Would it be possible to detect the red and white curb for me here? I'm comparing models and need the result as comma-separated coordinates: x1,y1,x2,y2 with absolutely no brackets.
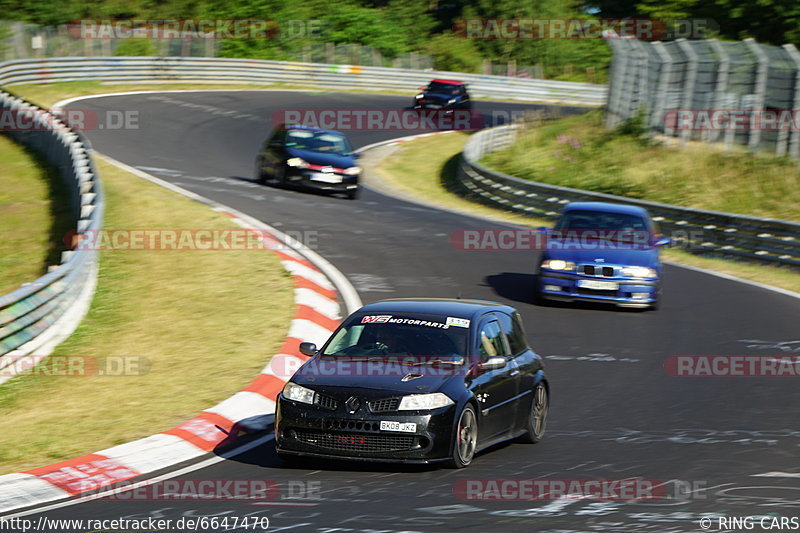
0,154,361,514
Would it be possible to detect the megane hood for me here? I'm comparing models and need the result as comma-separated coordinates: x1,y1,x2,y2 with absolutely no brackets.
290,357,464,394
286,147,356,169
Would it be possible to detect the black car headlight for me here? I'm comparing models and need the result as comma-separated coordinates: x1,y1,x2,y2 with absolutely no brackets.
621,266,657,278
415,94,424,99
282,382,315,405
398,393,454,411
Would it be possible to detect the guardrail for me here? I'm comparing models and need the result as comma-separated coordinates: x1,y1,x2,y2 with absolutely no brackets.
457,124,800,268
0,83,103,373
0,56,607,106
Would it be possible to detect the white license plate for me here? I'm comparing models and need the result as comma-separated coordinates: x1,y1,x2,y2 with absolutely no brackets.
577,279,618,290
380,421,417,433
426,104,442,109
310,173,342,183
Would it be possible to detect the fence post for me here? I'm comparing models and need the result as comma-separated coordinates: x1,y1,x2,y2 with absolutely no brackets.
676,39,698,147
744,38,768,153
782,43,800,159
708,39,730,145
650,41,673,137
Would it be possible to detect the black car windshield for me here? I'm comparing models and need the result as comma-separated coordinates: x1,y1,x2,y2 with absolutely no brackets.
285,130,351,155
426,82,460,95
554,210,649,234
322,313,469,360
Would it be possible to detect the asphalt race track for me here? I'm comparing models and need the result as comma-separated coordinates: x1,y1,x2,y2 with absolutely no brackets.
19,91,800,532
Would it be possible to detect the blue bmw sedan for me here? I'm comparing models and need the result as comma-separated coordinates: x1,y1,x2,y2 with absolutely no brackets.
535,202,670,310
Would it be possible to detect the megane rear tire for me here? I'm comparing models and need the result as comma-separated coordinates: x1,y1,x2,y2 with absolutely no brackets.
519,382,548,444
449,404,478,468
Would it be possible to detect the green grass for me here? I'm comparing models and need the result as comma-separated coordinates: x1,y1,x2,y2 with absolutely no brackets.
483,110,800,221
0,158,295,473
376,129,800,294
0,136,71,295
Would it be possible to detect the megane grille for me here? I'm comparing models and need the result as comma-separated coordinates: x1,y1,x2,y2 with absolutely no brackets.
295,430,416,452
368,398,400,412
314,393,338,410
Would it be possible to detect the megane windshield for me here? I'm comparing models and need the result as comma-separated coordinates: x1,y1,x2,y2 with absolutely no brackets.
322,313,469,360
285,130,351,155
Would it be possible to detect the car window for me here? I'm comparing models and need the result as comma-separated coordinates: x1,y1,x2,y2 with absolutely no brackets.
285,130,351,155
477,319,509,362
497,312,528,355
554,210,649,232
322,313,468,359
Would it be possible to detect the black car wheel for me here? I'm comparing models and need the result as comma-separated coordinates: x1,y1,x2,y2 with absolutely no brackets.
449,404,478,468
255,157,268,184
519,382,548,443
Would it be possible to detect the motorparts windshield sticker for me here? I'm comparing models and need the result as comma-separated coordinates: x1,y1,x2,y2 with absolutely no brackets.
446,317,471,328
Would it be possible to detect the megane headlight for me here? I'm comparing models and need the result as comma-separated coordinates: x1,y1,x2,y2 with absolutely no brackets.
540,259,576,271
282,382,315,405
621,266,658,278
344,166,361,175
398,393,454,411
287,157,309,168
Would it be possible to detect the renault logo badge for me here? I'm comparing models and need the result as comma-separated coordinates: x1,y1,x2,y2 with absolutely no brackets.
345,396,361,414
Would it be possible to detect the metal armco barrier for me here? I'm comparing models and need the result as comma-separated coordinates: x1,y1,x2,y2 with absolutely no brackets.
0,80,103,368
0,56,607,106
457,124,800,268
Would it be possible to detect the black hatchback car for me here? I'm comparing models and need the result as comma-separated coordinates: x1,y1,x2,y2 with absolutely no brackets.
255,124,361,199
413,79,472,112
275,298,549,468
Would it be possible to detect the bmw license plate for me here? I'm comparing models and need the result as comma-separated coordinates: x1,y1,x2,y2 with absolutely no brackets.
577,279,618,290
380,421,416,433
426,104,442,109
310,173,342,183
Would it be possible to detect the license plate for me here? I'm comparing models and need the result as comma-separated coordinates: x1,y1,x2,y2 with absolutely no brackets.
426,104,442,109
310,173,342,183
380,421,417,433
577,279,618,290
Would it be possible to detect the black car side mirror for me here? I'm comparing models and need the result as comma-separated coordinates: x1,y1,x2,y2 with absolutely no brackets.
481,356,507,371
269,140,282,148
299,342,318,356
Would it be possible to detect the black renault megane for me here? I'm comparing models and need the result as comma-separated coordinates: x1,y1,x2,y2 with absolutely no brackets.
275,298,549,468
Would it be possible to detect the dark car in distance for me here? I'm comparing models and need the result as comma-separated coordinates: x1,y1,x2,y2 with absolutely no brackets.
413,79,472,113
275,298,549,468
256,124,361,199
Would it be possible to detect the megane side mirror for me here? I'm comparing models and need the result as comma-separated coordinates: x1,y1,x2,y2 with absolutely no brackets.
299,342,318,356
481,356,507,371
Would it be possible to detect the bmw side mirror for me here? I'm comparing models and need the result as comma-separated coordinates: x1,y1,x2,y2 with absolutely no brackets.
481,356,507,371
654,235,671,247
350,152,362,159
299,342,318,356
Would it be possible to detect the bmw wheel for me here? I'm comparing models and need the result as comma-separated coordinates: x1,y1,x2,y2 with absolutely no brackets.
519,382,548,443
449,404,478,468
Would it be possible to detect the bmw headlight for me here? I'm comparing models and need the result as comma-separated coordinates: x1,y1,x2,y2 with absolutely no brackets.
282,382,315,405
287,157,309,168
540,259,576,271
447,98,457,104
344,166,362,176
398,393,454,411
621,266,658,278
